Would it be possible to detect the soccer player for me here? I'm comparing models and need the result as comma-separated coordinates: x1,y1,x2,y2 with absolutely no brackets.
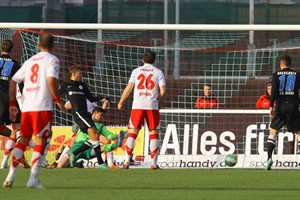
58,65,108,168
266,55,300,170
3,33,65,188
118,50,166,170
57,106,125,169
0,40,31,169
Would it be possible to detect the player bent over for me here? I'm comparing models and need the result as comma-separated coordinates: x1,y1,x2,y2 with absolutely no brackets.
57,106,126,168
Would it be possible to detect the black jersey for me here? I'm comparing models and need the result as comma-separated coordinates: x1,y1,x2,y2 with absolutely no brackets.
270,67,300,107
0,54,20,100
58,80,101,112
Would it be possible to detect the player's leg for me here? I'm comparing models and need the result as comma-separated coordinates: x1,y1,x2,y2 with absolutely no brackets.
266,128,277,170
3,112,33,188
123,110,145,169
146,110,161,170
0,101,11,138
0,136,15,169
27,111,53,189
267,111,284,170
69,112,107,167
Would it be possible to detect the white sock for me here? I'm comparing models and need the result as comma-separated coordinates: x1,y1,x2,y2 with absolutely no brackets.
107,151,114,167
150,134,160,166
57,146,70,161
0,138,15,168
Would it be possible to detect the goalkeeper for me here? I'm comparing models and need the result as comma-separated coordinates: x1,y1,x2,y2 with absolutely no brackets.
58,104,126,168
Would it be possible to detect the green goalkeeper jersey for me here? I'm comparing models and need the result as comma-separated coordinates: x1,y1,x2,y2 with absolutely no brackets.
75,121,117,142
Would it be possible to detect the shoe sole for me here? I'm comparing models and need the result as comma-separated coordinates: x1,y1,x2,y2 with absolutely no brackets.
27,185,44,189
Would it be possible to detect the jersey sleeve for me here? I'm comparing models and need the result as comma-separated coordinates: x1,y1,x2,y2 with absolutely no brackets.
158,70,166,86
128,69,137,84
270,73,278,107
11,60,20,78
46,57,60,79
12,60,26,83
83,82,101,102
58,82,66,95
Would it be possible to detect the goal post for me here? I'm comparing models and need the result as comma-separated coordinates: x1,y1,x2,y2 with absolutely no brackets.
0,24,300,168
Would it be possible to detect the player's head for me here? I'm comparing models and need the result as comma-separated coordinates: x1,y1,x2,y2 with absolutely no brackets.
266,82,272,96
142,50,156,64
38,33,54,51
203,84,212,96
1,40,13,54
280,55,291,68
69,65,83,81
92,106,106,122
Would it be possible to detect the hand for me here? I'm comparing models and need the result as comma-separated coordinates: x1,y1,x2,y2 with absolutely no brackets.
103,96,110,102
9,106,19,122
118,102,123,110
102,97,109,104
56,102,66,112
269,107,275,118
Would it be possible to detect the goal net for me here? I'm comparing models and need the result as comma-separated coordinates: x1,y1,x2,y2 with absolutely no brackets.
1,25,300,169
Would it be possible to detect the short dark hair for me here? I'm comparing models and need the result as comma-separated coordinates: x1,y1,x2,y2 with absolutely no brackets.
92,106,106,114
204,83,212,88
280,55,291,66
39,33,54,50
1,40,13,53
143,50,156,64
69,65,83,75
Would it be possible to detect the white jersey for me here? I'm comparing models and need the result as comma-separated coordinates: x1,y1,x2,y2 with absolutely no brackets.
12,52,60,112
129,64,166,110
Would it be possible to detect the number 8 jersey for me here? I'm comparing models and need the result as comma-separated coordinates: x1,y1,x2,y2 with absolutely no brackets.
129,64,166,110
12,52,60,112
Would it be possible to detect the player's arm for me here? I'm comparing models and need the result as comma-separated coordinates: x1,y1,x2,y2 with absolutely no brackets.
48,77,66,112
83,82,101,102
9,80,18,122
102,97,109,110
118,82,134,110
269,74,277,118
158,85,166,106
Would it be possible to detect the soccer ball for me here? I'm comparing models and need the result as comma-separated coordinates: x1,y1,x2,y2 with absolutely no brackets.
224,154,237,167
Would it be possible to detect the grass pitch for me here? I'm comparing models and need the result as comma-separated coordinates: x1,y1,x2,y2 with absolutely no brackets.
1,168,300,200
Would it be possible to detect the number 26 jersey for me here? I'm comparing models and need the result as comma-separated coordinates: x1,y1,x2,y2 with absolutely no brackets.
129,64,166,110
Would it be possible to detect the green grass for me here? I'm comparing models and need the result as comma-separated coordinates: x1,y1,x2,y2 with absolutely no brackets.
1,168,300,200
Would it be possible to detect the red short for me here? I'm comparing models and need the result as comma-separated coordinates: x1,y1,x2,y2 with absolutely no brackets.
128,109,160,130
20,111,53,139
